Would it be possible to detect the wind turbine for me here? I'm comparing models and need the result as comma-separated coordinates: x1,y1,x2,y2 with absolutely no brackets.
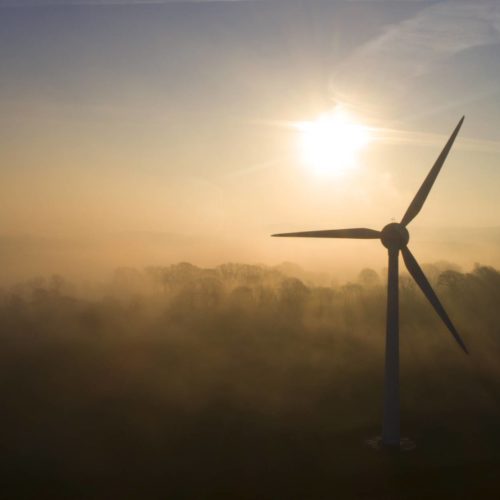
272,117,468,448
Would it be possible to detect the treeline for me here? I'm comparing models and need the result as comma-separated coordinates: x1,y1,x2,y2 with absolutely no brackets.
1,261,499,411
0,261,499,495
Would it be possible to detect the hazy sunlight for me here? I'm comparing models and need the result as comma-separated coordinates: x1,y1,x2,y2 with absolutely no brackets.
296,108,371,176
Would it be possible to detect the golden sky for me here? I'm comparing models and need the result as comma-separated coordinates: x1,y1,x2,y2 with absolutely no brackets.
1,0,499,282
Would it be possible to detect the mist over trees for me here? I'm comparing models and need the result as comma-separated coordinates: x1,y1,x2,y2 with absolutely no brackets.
1,261,500,497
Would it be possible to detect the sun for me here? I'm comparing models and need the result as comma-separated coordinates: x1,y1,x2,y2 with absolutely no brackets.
296,108,371,176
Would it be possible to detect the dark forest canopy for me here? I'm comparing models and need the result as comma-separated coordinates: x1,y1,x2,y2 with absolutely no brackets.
2,260,500,419
1,261,500,497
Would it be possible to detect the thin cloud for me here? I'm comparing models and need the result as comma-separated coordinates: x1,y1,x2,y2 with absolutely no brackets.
0,0,441,7
373,126,500,154
0,0,242,6
330,1,500,109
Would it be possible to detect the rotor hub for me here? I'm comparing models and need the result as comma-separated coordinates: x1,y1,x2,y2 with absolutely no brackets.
381,223,409,249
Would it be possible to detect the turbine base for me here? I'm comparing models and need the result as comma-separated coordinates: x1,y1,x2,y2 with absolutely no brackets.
366,436,416,452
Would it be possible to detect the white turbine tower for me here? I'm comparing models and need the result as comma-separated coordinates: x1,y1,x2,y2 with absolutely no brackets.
273,117,468,448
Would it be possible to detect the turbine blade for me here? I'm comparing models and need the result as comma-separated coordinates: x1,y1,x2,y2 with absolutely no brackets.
401,246,468,354
401,116,464,227
272,228,381,239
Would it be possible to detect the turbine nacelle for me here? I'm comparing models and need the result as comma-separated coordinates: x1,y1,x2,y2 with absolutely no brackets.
380,223,409,250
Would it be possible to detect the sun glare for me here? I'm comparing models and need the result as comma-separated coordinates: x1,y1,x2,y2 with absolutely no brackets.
297,108,371,176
